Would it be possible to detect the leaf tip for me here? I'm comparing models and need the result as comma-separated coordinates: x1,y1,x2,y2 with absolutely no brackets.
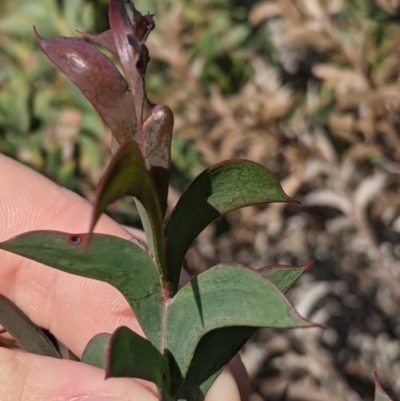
295,309,324,330
374,371,386,393
75,29,85,37
301,316,325,329
84,214,97,252
304,258,318,269
289,197,301,205
84,229,94,253
33,26,42,42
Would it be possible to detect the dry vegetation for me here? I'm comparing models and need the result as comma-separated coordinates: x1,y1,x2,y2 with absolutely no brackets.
144,1,400,399
1,0,400,400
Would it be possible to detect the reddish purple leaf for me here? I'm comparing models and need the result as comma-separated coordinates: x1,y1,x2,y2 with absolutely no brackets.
108,0,154,146
144,104,174,216
109,0,136,78
35,28,138,145
77,29,119,58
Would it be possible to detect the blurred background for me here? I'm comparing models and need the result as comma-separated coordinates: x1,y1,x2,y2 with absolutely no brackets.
1,0,400,399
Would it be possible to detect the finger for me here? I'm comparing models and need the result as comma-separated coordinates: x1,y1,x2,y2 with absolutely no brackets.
0,347,242,401
205,367,241,401
0,155,141,355
0,347,157,401
0,154,130,239
0,156,245,401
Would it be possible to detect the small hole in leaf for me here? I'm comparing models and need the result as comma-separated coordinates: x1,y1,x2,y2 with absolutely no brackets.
69,235,81,245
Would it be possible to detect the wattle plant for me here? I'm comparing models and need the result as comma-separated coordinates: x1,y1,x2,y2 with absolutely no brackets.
0,1,323,400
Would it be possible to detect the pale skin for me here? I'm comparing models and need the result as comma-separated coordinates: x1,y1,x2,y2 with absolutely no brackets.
0,155,249,401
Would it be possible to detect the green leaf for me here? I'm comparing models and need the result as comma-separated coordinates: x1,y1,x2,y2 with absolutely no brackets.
258,260,315,294
165,160,294,294
177,261,313,400
0,295,60,358
81,333,111,369
88,141,165,276
177,326,254,401
374,372,394,401
0,231,163,350
107,326,171,393
166,264,314,394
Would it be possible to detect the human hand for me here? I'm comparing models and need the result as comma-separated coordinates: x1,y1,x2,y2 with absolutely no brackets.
0,154,249,401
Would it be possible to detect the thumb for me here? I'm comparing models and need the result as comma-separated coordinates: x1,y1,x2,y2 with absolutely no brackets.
0,348,157,401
